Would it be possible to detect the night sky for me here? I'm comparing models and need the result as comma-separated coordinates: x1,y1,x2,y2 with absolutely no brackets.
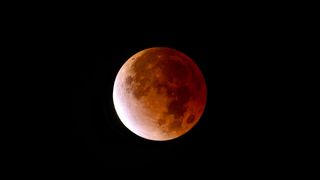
71,11,286,173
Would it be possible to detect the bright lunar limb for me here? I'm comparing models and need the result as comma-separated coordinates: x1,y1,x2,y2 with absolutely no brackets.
113,47,207,141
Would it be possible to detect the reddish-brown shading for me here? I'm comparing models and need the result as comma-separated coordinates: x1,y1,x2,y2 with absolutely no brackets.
113,47,207,141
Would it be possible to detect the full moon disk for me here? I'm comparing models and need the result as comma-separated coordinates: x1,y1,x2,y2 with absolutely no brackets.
113,47,207,141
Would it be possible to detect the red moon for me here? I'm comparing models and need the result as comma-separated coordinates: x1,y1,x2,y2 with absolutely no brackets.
113,47,207,141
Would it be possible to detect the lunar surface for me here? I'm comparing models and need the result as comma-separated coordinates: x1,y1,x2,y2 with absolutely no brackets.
113,47,207,141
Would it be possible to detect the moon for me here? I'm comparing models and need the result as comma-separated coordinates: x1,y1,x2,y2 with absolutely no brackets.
113,47,207,141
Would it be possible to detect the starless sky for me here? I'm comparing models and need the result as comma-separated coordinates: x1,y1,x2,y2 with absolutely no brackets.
71,14,281,172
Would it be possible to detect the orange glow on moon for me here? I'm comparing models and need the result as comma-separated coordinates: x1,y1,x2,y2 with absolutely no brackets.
113,47,207,141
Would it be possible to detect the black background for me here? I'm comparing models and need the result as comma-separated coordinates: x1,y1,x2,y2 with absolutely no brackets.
70,6,290,174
